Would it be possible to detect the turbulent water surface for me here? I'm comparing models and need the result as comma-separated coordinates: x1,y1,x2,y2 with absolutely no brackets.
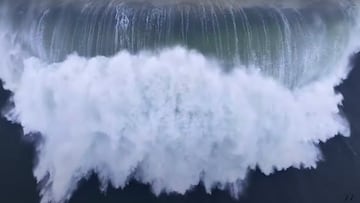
0,0,359,202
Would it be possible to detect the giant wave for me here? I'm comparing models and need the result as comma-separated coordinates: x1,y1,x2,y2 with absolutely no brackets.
0,0,359,202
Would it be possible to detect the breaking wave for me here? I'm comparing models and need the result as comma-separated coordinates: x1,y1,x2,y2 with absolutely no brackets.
0,0,359,202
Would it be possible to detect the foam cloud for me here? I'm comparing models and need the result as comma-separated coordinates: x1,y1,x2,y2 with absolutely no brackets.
0,47,349,202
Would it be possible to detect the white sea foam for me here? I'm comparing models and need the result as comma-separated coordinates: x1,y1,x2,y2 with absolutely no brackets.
0,45,351,202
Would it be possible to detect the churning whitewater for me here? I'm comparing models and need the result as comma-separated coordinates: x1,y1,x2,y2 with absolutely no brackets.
0,0,359,202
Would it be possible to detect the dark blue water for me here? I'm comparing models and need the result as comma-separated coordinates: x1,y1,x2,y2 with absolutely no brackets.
0,53,360,203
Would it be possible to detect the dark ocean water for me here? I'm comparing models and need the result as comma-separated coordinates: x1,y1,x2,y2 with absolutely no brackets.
0,53,360,203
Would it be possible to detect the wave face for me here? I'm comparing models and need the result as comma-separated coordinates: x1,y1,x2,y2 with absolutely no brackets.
3,0,356,86
0,0,359,203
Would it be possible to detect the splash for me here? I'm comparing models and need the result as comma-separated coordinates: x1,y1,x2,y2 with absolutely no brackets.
0,45,351,202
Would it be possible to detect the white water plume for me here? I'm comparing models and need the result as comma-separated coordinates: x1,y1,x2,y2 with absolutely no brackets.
0,45,352,202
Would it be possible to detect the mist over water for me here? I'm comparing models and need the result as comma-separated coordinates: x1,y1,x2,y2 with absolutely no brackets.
0,0,359,202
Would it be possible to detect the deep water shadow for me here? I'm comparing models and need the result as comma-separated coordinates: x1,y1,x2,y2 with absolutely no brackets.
0,81,40,203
